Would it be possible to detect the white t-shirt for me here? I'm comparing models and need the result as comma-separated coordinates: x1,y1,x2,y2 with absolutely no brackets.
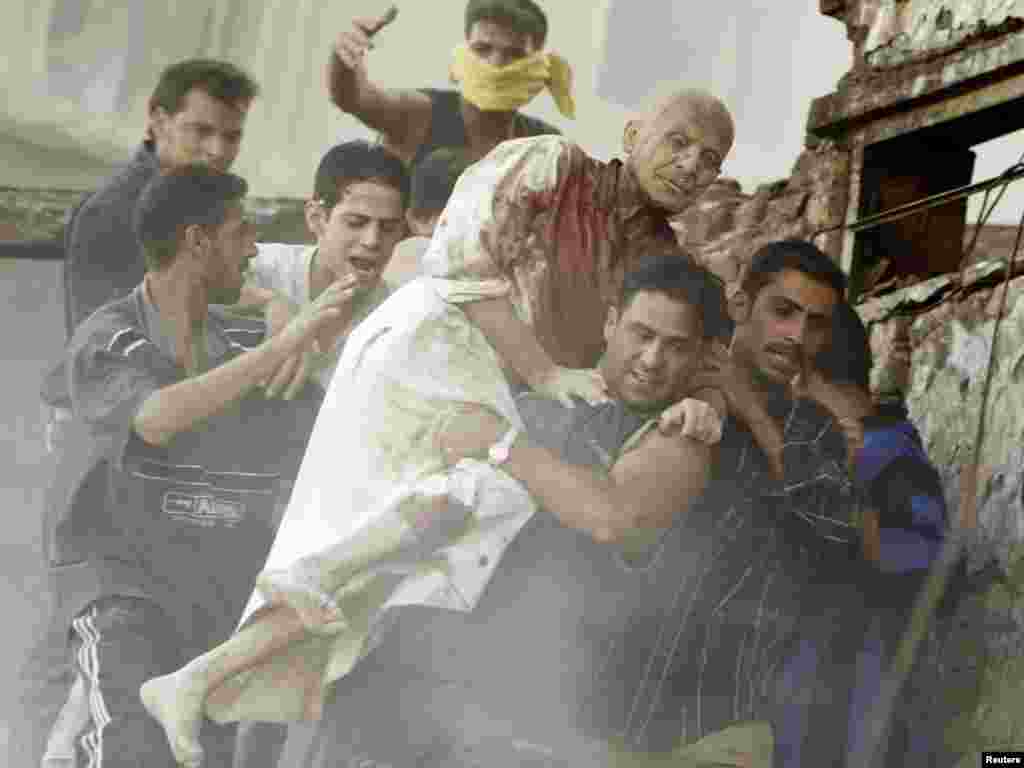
248,243,391,391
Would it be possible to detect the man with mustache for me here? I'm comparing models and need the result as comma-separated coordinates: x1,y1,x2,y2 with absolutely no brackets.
328,0,566,167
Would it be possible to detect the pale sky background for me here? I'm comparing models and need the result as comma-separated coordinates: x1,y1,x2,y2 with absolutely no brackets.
3,0,853,194
2,0,1023,221
968,131,1024,225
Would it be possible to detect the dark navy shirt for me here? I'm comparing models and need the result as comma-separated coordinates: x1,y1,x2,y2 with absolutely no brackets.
63,142,159,337
411,89,560,168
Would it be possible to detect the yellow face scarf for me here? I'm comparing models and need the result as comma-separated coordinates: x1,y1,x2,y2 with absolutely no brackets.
450,43,575,119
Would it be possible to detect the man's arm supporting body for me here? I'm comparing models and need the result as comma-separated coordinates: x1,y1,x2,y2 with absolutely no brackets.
511,426,713,543
441,407,714,544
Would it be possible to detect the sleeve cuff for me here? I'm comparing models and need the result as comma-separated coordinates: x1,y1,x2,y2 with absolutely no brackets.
427,277,511,304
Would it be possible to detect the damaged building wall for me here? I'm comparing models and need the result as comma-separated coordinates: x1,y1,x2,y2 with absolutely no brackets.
823,0,1024,67
671,139,852,282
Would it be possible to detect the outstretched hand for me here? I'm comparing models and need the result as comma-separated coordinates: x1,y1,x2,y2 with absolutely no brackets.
688,341,761,422
272,274,360,360
333,4,399,70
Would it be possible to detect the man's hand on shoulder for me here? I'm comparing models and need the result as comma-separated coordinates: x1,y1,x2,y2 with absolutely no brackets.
690,342,762,425
658,397,723,445
790,363,873,423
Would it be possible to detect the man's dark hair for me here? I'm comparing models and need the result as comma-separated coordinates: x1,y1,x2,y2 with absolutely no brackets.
149,59,259,115
465,0,548,48
816,302,872,391
742,239,847,302
134,165,248,271
620,254,732,340
313,141,411,211
409,148,474,217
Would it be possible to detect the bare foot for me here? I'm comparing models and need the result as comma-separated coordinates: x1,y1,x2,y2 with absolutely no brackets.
139,667,206,768
256,568,346,630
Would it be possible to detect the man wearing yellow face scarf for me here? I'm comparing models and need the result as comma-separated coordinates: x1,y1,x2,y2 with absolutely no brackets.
327,0,568,168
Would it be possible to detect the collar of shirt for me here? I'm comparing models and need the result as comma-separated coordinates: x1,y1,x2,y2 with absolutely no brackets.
135,281,231,367
135,140,160,172
609,158,647,218
597,157,676,248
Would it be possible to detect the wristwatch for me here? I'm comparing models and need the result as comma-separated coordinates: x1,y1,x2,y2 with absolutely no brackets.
488,426,520,467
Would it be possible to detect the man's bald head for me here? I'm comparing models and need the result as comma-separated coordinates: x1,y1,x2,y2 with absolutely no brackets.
623,89,735,215
641,89,735,152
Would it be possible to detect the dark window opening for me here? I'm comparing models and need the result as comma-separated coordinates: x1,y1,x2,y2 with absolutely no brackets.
852,136,975,301
850,94,1024,302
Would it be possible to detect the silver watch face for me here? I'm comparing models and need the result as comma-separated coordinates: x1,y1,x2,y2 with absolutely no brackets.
488,441,507,465
488,428,515,465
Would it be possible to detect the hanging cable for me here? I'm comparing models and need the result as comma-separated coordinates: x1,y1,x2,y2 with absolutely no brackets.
810,163,1024,241
958,147,1024,278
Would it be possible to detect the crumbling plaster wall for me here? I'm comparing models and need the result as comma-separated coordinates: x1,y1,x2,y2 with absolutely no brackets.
671,140,852,286
823,0,1024,67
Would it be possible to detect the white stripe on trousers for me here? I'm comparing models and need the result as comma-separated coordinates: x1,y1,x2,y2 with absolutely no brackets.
71,608,113,768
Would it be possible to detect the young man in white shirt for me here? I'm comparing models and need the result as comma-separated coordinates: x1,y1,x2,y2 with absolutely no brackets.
243,141,410,394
